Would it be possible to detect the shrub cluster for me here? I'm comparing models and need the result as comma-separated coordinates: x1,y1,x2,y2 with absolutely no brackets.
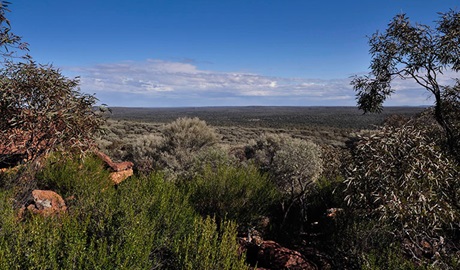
244,134,324,234
0,154,248,269
188,162,279,226
345,122,460,267
97,117,222,178
248,134,323,198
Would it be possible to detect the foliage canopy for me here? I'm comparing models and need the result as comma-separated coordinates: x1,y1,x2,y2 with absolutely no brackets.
0,3,104,167
345,122,460,266
351,10,460,157
0,62,104,166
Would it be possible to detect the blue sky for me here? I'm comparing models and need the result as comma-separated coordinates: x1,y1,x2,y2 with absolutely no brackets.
7,0,460,107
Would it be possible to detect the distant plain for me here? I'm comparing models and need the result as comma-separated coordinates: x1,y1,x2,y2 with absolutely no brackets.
108,106,425,129
102,106,426,148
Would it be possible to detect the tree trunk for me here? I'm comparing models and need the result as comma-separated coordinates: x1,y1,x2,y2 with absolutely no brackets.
434,92,458,160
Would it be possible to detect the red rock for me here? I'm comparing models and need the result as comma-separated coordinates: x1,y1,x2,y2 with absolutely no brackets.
258,241,316,270
241,238,317,270
95,150,133,172
94,150,134,184
19,190,67,218
111,161,134,172
110,168,133,184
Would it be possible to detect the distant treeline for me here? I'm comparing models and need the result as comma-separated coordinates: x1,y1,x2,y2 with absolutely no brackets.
104,106,427,130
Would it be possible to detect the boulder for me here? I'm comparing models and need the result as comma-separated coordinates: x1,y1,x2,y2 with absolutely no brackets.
95,150,134,184
110,168,134,185
241,238,317,270
19,190,67,218
95,150,133,172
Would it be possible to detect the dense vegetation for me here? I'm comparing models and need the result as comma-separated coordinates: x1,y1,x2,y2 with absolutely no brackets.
92,110,459,269
0,155,248,269
1,3,459,269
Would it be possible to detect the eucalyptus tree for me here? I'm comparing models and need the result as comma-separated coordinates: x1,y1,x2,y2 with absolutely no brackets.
351,10,460,156
0,2,105,167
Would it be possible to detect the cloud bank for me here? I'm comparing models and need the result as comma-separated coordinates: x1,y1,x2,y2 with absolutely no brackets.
70,59,450,107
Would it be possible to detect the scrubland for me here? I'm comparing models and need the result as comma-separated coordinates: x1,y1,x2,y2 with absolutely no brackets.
1,106,459,269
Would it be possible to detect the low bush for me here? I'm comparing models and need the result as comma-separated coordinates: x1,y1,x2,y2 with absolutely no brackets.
96,117,223,177
246,134,323,231
162,117,219,151
122,133,164,173
158,117,221,178
188,162,280,226
0,154,249,269
174,217,250,270
248,134,323,198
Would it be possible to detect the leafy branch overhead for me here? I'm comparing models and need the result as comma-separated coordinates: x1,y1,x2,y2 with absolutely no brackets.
0,1,29,60
352,10,460,112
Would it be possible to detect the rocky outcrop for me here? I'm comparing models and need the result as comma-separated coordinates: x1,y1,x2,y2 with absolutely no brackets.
19,190,67,218
95,150,134,184
240,238,317,270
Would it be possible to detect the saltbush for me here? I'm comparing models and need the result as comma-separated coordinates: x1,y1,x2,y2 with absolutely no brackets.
122,133,164,173
243,134,324,235
162,117,219,151
158,117,221,178
248,134,323,197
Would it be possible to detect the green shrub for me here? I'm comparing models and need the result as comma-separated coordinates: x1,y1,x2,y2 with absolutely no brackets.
184,146,239,181
174,217,249,270
158,117,221,178
36,152,112,200
123,133,164,173
188,162,279,226
245,134,323,231
362,246,425,270
0,154,249,269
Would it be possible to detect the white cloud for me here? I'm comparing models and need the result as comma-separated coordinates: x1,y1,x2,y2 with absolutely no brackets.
69,59,456,107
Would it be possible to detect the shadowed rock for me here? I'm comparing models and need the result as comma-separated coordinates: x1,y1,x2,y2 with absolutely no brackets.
240,238,317,270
